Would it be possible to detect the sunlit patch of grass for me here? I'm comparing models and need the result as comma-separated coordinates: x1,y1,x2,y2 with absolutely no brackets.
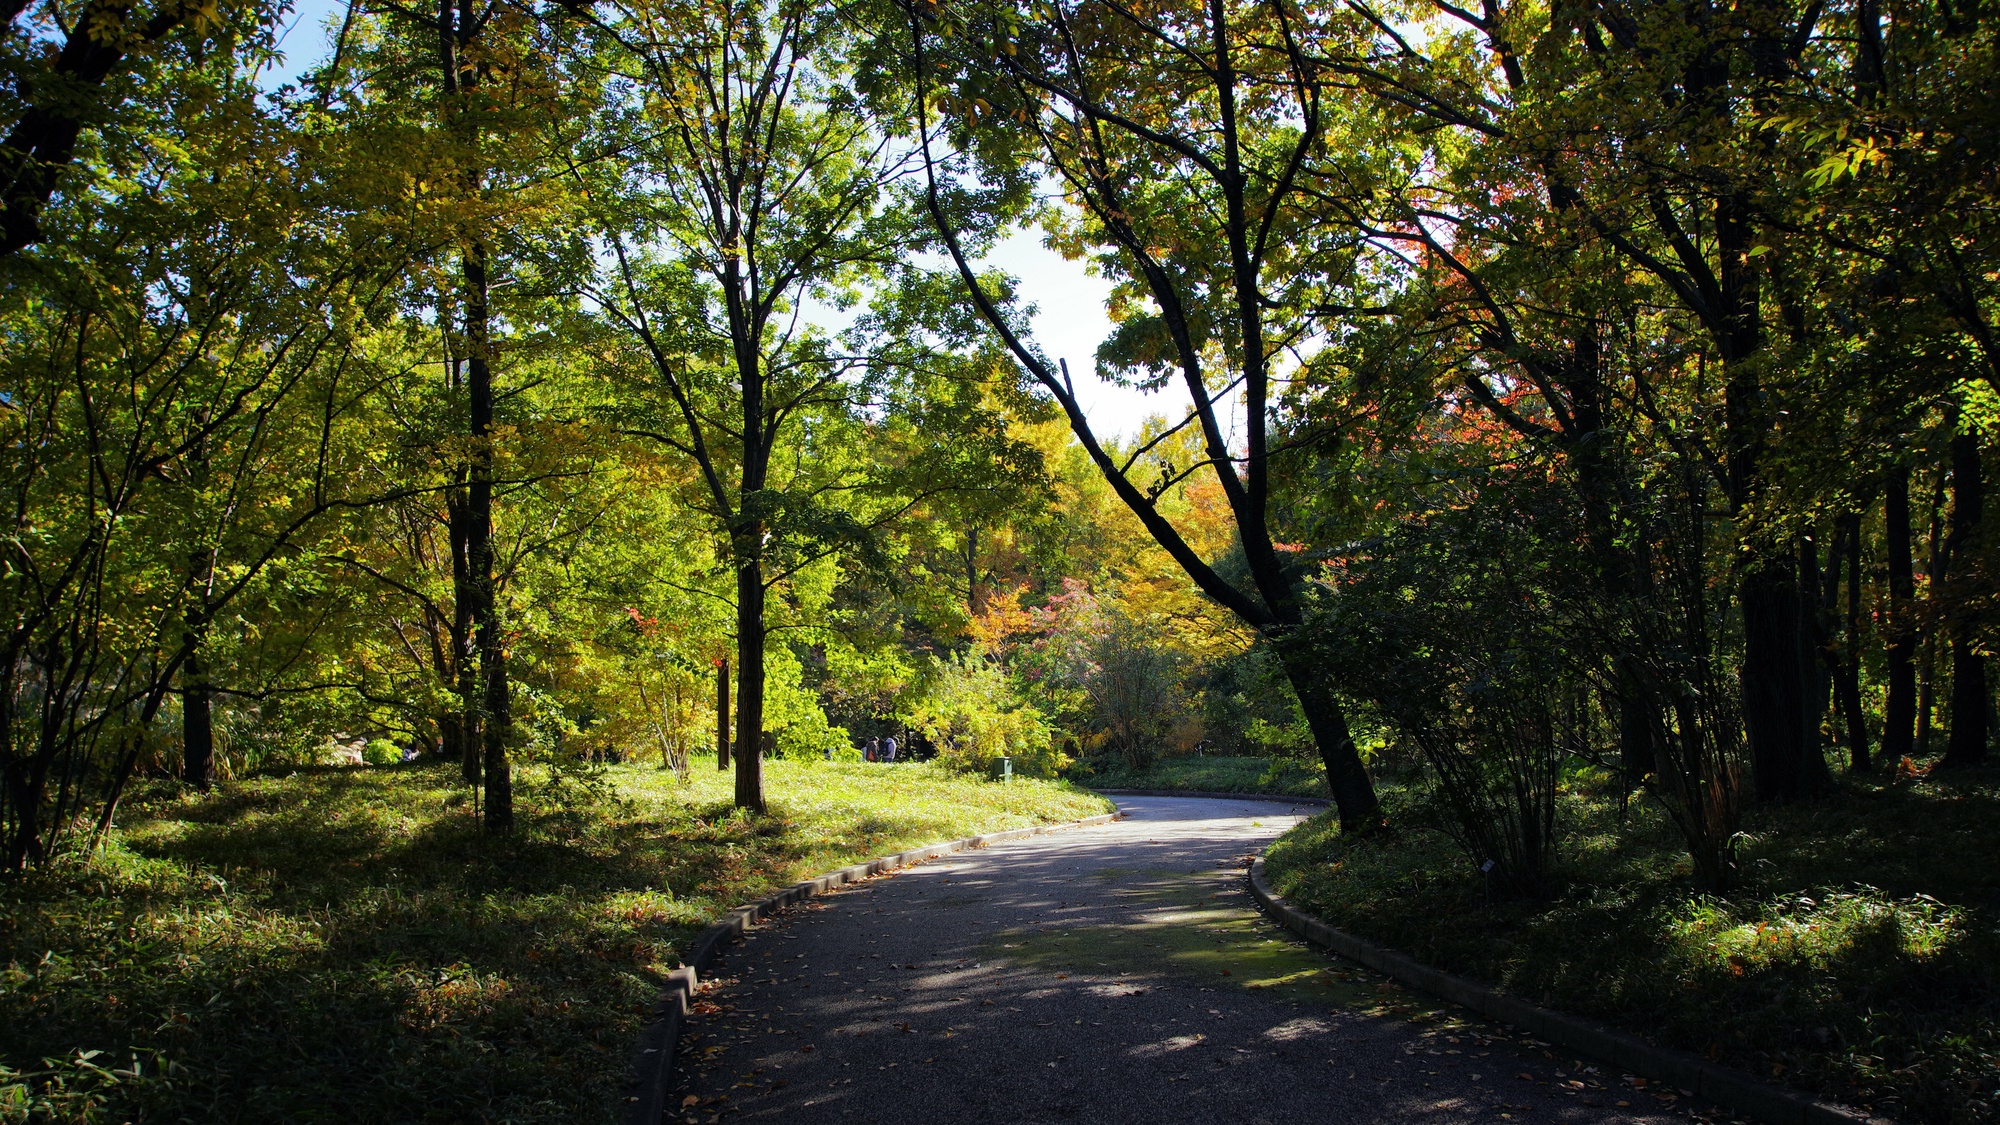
1080,754,1328,797
0,759,1109,1124
1262,765,2000,1124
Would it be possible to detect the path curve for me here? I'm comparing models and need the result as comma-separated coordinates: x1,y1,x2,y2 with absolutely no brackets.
665,796,1716,1125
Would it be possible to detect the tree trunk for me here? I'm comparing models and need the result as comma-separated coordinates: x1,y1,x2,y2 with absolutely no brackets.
1270,634,1380,830
1718,189,1816,803
1797,534,1836,791
734,548,766,813
716,657,731,770
449,489,481,786
1834,511,1870,771
1739,555,1819,802
1943,433,1988,767
1918,471,1947,754
181,644,214,791
1882,466,1917,762
464,237,511,832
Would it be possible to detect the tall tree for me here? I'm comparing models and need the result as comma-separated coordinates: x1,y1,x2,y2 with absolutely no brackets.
586,0,1021,809
906,0,1387,830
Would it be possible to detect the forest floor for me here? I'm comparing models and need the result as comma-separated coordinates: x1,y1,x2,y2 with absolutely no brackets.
0,759,1109,1124
1262,762,2000,1125
1079,754,1329,797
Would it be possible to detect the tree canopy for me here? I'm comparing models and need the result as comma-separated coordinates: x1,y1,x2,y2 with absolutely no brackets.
0,0,1994,899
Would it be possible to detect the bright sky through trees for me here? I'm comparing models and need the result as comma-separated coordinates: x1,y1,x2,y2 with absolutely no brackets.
261,0,1181,441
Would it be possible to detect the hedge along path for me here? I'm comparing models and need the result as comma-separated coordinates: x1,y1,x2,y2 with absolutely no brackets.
1246,860,1888,1125
646,794,1720,1125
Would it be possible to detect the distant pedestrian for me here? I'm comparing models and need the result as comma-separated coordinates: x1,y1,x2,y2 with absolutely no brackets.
881,734,898,763
865,737,879,762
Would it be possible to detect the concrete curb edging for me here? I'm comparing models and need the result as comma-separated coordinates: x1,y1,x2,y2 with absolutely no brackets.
1246,858,1887,1125
1091,787,1331,805
625,810,1124,1125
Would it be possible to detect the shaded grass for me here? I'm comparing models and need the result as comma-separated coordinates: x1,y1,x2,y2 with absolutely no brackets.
1262,765,2000,1125
1080,754,1328,798
0,760,1110,1124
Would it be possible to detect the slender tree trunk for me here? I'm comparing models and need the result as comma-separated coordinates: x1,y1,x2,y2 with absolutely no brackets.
1883,466,1917,762
1834,511,1870,771
1943,433,1988,767
1918,473,1947,754
449,491,481,785
440,0,509,831
1798,533,1836,791
465,238,511,832
964,523,980,617
734,546,766,813
716,658,731,770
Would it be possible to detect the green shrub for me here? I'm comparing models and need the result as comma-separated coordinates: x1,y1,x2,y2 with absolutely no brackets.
904,649,1066,777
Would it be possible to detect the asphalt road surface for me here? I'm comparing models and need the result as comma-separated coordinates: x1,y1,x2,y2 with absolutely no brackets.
665,795,1728,1125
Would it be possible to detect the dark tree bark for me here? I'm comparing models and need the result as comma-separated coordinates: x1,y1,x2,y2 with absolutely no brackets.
181,642,213,791
1797,533,1836,791
716,657,731,770
1943,432,1988,767
464,236,510,831
447,487,481,785
1713,189,1819,803
1882,466,1917,762
733,543,765,812
1831,511,1870,771
437,0,511,831
1918,472,1948,753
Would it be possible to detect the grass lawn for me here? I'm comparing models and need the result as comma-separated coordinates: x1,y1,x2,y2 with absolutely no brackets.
0,759,1110,1124
1262,764,2000,1125
1078,754,1329,798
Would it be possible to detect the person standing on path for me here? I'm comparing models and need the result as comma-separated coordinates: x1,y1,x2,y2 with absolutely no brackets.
880,734,897,763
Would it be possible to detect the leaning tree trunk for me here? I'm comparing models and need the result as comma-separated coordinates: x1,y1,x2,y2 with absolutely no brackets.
1268,628,1381,830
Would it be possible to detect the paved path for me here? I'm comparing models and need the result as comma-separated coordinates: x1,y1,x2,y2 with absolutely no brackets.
667,796,1721,1125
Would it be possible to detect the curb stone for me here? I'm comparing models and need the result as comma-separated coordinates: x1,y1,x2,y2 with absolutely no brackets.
1090,787,1331,806
1246,857,1889,1125
625,810,1125,1125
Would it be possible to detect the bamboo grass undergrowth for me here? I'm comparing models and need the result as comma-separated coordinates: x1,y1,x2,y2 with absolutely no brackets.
1263,764,2000,1125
